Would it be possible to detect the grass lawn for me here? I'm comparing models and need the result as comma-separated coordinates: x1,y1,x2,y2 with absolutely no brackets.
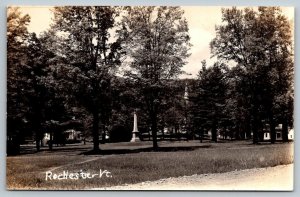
6,140,294,190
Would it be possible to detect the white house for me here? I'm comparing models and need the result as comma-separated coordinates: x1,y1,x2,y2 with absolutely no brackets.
263,124,294,141
64,129,82,141
42,133,51,146
288,128,294,140
263,132,271,141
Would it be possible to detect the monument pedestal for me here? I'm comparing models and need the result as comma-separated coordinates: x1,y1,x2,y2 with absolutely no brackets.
130,132,139,142
131,110,139,142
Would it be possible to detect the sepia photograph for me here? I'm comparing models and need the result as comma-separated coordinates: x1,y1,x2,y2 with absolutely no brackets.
6,5,294,190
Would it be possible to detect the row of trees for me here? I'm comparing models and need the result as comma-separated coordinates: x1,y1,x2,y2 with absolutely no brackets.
7,6,191,153
7,6,293,154
191,7,293,144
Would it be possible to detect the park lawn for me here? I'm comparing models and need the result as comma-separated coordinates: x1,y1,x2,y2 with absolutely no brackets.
6,141,293,190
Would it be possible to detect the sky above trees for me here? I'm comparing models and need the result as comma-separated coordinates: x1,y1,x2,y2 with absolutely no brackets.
19,6,294,78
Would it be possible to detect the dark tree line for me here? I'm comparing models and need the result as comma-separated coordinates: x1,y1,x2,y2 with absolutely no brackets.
190,61,228,142
7,6,191,154
195,7,293,144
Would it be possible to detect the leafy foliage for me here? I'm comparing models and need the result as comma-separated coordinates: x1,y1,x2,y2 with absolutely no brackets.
51,6,123,151
119,6,191,149
210,7,294,143
7,7,31,143
191,61,228,142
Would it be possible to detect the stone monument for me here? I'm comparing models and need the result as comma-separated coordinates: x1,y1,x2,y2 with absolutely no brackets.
131,110,139,142
184,82,189,104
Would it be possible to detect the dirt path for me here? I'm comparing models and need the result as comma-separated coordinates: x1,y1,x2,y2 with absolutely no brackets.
99,164,293,191
47,157,101,172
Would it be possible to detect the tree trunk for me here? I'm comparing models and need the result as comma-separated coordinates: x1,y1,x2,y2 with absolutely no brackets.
10,135,20,155
252,111,259,144
49,132,53,150
35,122,41,152
235,126,241,140
151,114,158,150
101,132,106,144
101,124,106,144
92,111,100,152
282,117,289,142
245,117,251,139
251,96,260,144
270,113,276,144
35,135,40,152
211,119,217,142
200,129,203,143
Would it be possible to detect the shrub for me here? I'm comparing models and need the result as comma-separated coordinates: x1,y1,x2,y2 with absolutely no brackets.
109,125,132,142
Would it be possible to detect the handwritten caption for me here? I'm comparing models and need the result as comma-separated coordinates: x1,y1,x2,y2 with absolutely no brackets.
45,169,112,181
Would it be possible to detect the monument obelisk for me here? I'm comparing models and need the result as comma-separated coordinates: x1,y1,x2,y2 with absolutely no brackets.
131,110,139,142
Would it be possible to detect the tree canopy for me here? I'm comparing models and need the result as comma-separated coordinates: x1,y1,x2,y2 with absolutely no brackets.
118,6,191,149
210,7,293,143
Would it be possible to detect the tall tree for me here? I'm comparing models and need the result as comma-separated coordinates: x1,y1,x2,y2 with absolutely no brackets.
162,80,187,139
51,6,122,152
192,61,227,142
254,7,293,143
119,6,191,149
25,32,50,151
7,7,31,154
225,66,252,140
7,8,69,153
210,7,293,143
27,32,74,151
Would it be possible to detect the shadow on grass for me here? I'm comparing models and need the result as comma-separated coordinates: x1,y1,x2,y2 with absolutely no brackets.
82,145,211,155
11,143,212,157
12,145,92,156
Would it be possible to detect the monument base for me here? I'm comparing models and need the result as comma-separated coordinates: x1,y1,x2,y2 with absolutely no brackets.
130,132,140,142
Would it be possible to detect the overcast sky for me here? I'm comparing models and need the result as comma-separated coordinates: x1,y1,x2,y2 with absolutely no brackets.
19,6,294,79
